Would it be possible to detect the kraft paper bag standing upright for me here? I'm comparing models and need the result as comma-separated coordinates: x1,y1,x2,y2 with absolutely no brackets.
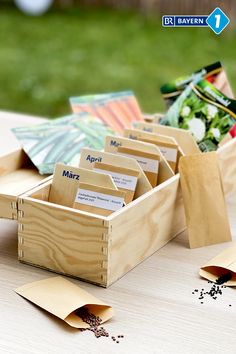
179,152,232,249
199,244,236,286
15,277,113,328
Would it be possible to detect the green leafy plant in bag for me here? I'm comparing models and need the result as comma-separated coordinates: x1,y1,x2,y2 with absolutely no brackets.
161,79,236,152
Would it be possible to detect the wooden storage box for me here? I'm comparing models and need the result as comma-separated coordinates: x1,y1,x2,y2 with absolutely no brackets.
0,149,50,220
17,137,236,287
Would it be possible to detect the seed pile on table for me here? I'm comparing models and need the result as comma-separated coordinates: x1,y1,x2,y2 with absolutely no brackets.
192,272,233,305
75,307,124,343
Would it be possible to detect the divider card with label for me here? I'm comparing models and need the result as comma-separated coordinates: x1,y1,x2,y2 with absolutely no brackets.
117,146,159,187
49,163,117,207
124,128,179,173
79,148,152,198
134,122,199,156
93,162,139,204
104,136,174,187
73,182,126,216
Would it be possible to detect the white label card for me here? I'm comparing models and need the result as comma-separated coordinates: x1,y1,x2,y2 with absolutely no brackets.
159,146,177,163
75,189,124,211
118,153,159,173
94,168,138,191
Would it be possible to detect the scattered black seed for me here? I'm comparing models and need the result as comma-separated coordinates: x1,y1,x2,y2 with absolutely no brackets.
216,272,232,285
192,273,233,307
75,307,124,343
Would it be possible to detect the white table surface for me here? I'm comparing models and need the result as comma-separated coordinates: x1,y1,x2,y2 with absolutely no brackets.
1,112,236,354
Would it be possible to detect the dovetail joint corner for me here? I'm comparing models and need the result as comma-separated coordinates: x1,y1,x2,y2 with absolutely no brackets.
10,201,17,210
18,210,24,218
18,223,24,232
18,249,24,259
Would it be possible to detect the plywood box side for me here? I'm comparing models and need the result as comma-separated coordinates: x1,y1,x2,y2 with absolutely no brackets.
0,194,17,220
107,176,186,286
0,149,26,176
217,138,236,196
108,174,180,220
18,197,110,286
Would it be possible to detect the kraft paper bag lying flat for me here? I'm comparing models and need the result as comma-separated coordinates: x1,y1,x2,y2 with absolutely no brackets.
200,244,236,286
179,152,232,249
15,277,113,328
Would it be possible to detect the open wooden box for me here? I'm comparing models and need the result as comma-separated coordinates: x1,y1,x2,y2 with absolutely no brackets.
16,126,236,287
0,149,50,220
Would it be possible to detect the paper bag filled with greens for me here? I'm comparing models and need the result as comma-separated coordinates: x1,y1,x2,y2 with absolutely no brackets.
12,113,114,175
160,61,234,108
161,79,236,152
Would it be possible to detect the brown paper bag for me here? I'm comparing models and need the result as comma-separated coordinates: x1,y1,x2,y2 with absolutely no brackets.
79,148,152,198
93,162,139,204
15,277,113,328
105,135,174,186
73,182,126,216
179,152,231,248
199,245,236,286
49,163,117,207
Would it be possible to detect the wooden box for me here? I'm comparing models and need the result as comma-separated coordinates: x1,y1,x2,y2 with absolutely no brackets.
0,149,50,220
17,137,236,287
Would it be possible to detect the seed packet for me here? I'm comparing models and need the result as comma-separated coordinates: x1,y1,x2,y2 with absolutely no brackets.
219,124,236,147
179,152,231,248
161,61,234,107
134,122,200,155
15,277,113,328
105,135,174,186
161,79,236,152
12,113,114,175
49,163,117,207
93,162,139,204
73,182,126,216
79,148,152,198
200,245,236,286
124,128,179,173
70,91,143,134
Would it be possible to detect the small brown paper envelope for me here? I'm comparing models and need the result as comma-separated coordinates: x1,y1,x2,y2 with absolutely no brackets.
117,146,160,188
199,245,236,286
15,277,113,328
135,122,199,156
79,148,152,198
105,135,174,186
179,152,232,249
93,162,139,204
73,182,126,216
49,163,117,207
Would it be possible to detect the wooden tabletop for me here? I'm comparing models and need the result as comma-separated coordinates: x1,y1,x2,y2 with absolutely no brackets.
1,112,236,354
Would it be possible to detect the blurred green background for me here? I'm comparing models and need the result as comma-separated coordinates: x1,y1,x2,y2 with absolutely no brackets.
0,4,235,118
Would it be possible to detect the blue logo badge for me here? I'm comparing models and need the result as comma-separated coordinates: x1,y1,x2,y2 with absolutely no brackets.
207,7,230,34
